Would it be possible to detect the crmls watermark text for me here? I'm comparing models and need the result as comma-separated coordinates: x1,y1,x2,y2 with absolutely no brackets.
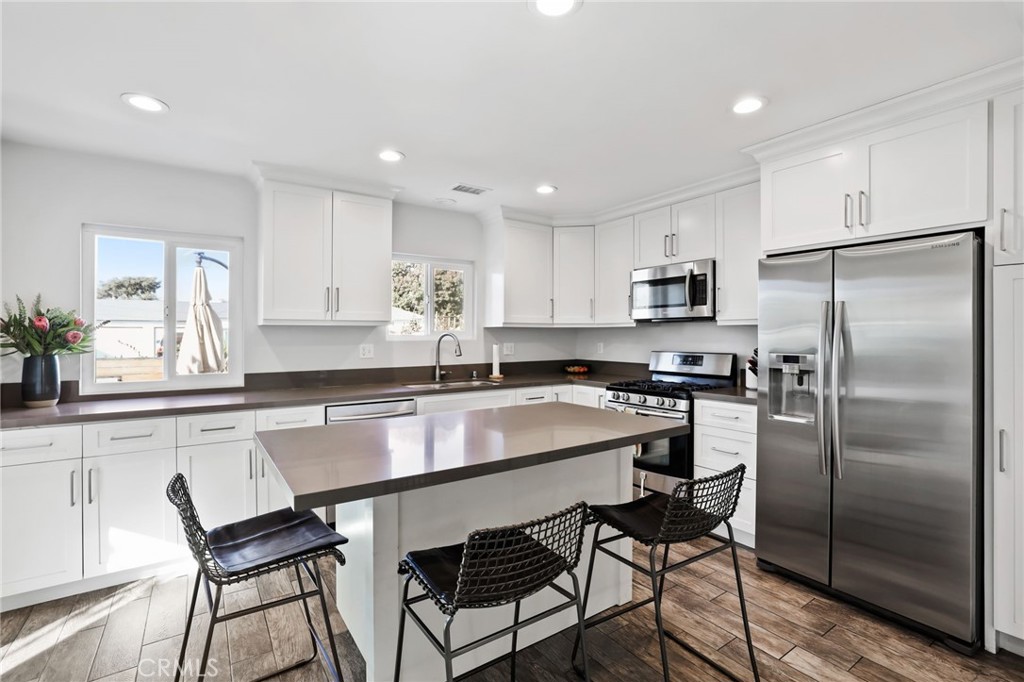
137,658,221,678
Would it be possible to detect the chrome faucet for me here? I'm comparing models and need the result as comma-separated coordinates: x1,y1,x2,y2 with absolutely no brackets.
434,333,463,381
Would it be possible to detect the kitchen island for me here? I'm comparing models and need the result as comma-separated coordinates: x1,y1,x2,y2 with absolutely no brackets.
254,402,688,681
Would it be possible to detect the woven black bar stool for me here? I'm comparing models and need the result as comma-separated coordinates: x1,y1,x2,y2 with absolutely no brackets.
570,464,759,682
166,473,348,682
393,502,592,682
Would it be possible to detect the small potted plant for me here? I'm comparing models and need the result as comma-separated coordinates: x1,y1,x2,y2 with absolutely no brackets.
1,295,99,407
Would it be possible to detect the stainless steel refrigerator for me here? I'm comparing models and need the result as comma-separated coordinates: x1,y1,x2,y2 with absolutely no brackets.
756,231,980,650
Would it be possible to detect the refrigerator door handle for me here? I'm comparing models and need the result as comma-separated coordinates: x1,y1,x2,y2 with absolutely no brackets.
831,300,846,479
817,300,831,476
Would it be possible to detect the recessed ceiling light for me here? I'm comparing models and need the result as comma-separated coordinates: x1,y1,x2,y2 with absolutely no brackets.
536,184,558,195
121,92,169,113
435,198,457,206
532,0,581,17
732,97,767,114
378,149,405,162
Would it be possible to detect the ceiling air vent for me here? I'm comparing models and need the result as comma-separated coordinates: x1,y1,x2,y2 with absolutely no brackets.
451,184,491,195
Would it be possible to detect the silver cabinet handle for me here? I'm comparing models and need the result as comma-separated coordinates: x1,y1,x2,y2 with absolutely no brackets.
261,458,266,478
684,268,694,312
1000,209,1008,252
627,294,632,318
816,301,831,477
70,469,76,507
87,468,95,504
325,287,330,313
109,432,154,441
274,418,307,426
590,298,594,319
671,233,678,256
844,194,852,230
831,301,846,479
335,287,340,313
999,429,1007,473
524,396,545,402
859,191,868,227
711,413,739,419
550,298,554,319
664,234,670,258
717,286,722,314
199,425,236,433
248,449,254,480
0,440,53,451
710,446,740,456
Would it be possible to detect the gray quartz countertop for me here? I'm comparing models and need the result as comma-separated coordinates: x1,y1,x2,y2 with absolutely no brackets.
0,373,627,429
255,402,688,509
690,386,758,406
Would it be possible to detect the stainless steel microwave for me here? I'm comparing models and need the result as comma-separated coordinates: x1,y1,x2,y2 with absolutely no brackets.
629,259,715,322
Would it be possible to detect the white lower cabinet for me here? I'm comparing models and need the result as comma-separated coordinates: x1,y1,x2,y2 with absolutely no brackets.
693,399,757,546
1,457,83,596
572,385,604,409
515,386,553,405
256,449,291,515
83,448,180,578
178,440,257,530
552,385,573,403
416,389,515,415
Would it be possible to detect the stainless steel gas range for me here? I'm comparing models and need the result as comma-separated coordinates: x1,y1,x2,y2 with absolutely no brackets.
605,351,736,495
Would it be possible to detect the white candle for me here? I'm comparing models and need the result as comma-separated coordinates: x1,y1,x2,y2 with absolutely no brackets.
492,344,500,376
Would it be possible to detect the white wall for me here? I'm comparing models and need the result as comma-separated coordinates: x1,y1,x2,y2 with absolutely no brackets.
0,141,576,384
576,324,757,368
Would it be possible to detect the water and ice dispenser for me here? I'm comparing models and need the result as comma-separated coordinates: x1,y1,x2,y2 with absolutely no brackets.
767,353,818,423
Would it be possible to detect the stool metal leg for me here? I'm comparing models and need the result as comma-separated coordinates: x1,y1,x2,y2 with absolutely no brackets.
313,560,345,681
510,600,521,681
174,568,202,682
727,523,760,682
197,583,222,682
570,522,602,669
569,571,592,682
394,574,413,682
442,616,455,682
648,546,670,682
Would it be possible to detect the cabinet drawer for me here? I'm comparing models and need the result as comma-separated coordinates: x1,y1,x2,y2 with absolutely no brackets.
694,425,757,480
515,387,553,405
695,465,756,541
83,418,176,457
1,425,82,466
694,400,756,433
256,405,325,431
177,411,255,446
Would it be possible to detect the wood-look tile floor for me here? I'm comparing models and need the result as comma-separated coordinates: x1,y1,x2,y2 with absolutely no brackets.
2,538,1023,682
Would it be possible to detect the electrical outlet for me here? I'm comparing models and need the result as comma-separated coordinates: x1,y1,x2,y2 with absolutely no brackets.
596,342,604,354
359,344,374,359
502,343,515,356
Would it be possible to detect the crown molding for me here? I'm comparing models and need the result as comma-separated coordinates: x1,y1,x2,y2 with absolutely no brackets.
743,57,1024,163
249,161,399,200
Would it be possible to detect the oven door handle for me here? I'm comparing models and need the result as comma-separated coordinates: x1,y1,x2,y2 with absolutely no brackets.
625,407,684,419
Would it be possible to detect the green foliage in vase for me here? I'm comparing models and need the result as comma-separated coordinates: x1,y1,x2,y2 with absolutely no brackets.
0,294,104,356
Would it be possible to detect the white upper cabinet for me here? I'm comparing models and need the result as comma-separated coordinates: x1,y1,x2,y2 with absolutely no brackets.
259,182,334,322
994,90,1024,266
595,216,635,325
553,226,596,325
859,101,988,237
761,102,989,252
634,206,673,268
715,183,760,325
259,181,392,325
485,218,553,326
332,192,393,322
670,195,716,262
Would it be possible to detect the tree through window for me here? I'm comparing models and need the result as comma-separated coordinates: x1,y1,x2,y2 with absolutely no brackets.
389,256,472,338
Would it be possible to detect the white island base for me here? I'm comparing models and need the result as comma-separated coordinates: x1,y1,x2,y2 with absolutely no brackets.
334,447,634,682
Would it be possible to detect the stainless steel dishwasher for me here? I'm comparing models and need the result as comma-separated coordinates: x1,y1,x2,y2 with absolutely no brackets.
325,398,417,424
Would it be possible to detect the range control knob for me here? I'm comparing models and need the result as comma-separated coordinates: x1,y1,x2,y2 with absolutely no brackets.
611,392,620,401
666,398,677,408
637,395,647,405
656,397,665,407
622,393,630,402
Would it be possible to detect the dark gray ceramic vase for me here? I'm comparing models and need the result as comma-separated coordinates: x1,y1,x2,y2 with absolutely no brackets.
22,355,60,408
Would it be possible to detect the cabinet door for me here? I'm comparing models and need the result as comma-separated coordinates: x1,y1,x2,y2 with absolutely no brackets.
994,90,1024,266
83,448,180,578
256,450,291,515
259,182,333,322
178,441,256,531
761,143,858,251
595,216,635,325
993,264,1024,639
571,385,603,409
552,385,573,403
670,195,716,262
633,206,673,268
715,183,761,324
859,101,988,238
1,459,83,595
332,192,393,322
553,226,595,325
515,386,553,405
504,221,553,325
256,405,326,431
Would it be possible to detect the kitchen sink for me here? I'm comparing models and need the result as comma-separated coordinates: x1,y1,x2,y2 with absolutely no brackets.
403,380,501,389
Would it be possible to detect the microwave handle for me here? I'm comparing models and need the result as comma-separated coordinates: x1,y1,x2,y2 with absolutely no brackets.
684,268,694,312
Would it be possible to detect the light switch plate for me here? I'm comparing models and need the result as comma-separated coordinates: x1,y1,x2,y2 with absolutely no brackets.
359,344,374,359
502,343,515,356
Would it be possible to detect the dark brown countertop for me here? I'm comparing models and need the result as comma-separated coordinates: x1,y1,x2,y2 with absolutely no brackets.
0,373,627,429
255,402,688,509
690,386,758,406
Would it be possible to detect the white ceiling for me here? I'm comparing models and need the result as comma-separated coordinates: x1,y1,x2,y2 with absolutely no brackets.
3,2,1022,218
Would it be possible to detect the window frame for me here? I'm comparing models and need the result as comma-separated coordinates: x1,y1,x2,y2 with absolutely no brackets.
80,223,244,395
387,253,475,341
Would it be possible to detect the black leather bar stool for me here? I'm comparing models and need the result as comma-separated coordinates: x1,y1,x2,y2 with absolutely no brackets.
571,464,759,682
394,502,592,682
166,473,348,682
